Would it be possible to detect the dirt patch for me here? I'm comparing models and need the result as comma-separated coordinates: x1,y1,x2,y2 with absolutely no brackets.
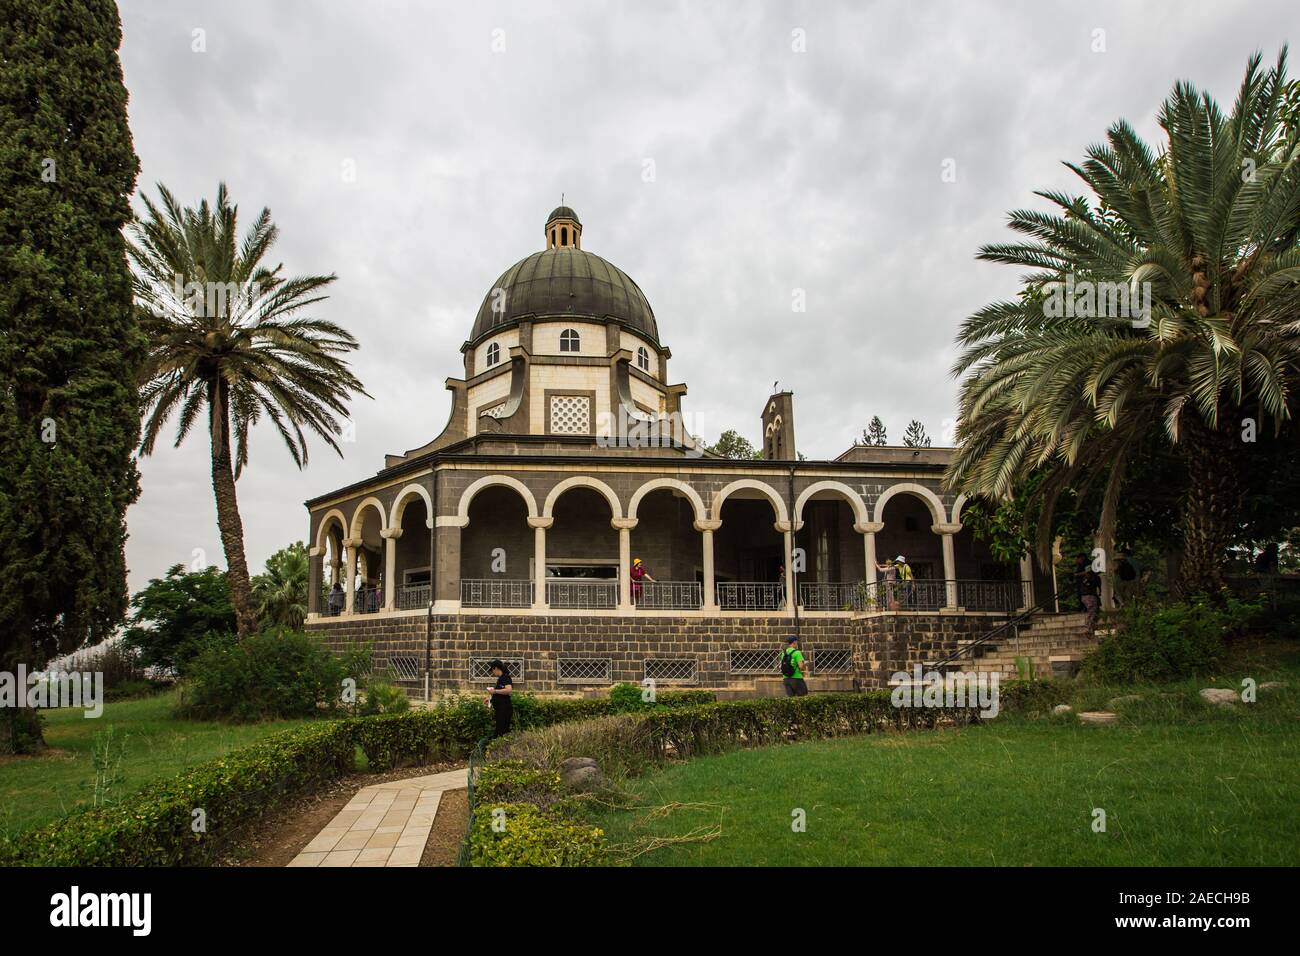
218,761,464,867
421,788,469,867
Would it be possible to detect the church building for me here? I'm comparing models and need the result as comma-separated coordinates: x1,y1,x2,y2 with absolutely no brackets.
304,206,1031,693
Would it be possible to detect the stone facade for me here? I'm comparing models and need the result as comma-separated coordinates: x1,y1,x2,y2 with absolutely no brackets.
307,610,1003,695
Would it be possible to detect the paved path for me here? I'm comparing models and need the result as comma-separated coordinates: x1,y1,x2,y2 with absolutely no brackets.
289,768,469,868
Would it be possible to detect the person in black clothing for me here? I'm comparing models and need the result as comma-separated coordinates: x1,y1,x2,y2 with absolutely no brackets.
1074,554,1101,633
483,659,513,737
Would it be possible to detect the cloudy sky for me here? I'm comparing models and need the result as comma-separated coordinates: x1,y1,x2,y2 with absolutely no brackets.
115,0,1296,593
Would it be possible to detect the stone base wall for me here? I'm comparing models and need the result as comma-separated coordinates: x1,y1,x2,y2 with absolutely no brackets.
306,612,1001,696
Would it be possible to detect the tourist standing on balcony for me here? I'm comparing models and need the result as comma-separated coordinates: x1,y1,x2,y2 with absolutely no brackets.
876,557,899,609
895,555,914,608
781,636,809,696
484,660,513,737
630,557,655,604
328,582,344,616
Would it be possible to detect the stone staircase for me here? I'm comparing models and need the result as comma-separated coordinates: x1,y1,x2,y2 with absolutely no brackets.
931,611,1107,680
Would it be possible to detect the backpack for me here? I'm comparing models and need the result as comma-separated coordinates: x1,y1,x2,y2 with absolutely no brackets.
781,647,798,678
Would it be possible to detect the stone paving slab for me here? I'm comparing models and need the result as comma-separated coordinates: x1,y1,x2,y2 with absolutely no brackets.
289,769,466,868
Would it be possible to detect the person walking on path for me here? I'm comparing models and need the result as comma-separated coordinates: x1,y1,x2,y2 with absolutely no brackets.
781,635,810,697
1074,555,1101,634
483,659,514,737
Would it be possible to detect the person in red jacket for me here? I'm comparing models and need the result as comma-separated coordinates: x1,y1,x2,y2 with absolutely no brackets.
630,557,655,604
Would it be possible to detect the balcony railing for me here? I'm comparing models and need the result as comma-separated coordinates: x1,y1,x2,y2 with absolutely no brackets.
547,578,618,609
461,579,534,608
635,581,703,609
798,582,865,611
396,582,431,610
716,581,786,610
855,579,1026,612
353,586,382,614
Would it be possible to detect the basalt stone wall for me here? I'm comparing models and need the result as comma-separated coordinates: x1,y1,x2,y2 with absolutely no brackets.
307,611,1003,695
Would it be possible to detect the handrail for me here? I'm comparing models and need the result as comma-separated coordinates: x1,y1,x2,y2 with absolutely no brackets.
930,600,1050,671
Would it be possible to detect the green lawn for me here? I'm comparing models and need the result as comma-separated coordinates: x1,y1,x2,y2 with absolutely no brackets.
588,671,1300,866
0,690,312,837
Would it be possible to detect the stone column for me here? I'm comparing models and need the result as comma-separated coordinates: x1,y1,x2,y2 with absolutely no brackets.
343,537,362,614
1018,553,1034,611
434,517,464,608
528,516,552,610
381,527,402,611
307,545,323,619
612,518,638,612
776,519,800,617
694,519,722,612
933,522,962,609
856,521,884,585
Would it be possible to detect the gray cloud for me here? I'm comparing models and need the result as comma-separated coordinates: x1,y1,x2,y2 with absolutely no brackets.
117,0,1297,592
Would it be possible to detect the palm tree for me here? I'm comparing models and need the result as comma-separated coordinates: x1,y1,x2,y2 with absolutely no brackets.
253,541,309,630
948,50,1300,596
129,184,368,636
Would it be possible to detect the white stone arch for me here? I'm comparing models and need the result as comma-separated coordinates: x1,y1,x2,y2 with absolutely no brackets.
543,475,624,520
456,474,540,522
871,482,947,525
349,497,388,539
711,478,789,524
389,482,434,529
950,492,971,525
314,508,348,552
794,480,868,526
627,477,706,523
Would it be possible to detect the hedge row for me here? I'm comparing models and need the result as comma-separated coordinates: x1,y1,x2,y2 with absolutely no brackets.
0,690,715,867
0,720,356,867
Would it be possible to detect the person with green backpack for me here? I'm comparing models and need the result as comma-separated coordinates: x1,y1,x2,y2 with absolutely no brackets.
781,635,810,696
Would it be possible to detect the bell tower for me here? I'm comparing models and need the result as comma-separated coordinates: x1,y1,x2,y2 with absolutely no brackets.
545,204,582,250
762,390,797,460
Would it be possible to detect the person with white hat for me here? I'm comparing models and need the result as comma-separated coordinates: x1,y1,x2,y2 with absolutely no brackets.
895,555,914,608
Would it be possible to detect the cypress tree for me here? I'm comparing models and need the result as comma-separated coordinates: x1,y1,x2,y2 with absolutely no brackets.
0,0,142,751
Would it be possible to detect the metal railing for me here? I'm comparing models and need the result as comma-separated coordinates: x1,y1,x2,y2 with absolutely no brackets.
396,582,431,610
635,581,702,609
717,581,786,610
798,582,864,610
546,578,618,609
854,579,1027,612
811,647,854,673
353,586,382,614
461,579,534,608
469,657,526,683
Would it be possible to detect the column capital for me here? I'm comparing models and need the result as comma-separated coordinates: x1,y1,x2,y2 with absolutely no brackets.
611,518,638,531
527,516,554,530
380,527,403,540
308,545,323,557
855,521,885,534
436,515,469,528
693,519,722,533
774,520,804,534
932,522,963,535
344,536,363,548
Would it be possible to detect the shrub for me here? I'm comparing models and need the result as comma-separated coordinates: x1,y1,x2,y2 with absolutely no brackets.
359,679,410,716
103,678,169,703
1082,596,1256,684
468,802,605,867
0,720,356,866
475,761,564,808
175,628,362,722
997,679,1071,715
487,713,656,777
608,682,644,712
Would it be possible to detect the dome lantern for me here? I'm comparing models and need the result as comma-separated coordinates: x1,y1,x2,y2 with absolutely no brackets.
545,203,581,250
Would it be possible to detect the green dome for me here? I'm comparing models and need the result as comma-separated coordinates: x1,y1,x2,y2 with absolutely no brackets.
546,205,580,224
471,247,658,345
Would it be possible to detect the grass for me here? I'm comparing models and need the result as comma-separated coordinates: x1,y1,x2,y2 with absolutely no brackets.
0,689,312,837
587,642,1300,867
